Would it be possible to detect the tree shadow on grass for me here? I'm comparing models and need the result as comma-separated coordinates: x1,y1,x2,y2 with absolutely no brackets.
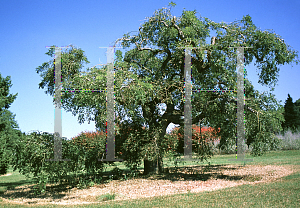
136,165,251,182
0,179,73,201
0,170,128,202
0,164,262,203
0,179,33,191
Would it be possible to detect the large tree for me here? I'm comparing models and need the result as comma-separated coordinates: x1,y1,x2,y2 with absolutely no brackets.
294,98,300,114
0,73,23,174
36,4,298,174
282,94,300,132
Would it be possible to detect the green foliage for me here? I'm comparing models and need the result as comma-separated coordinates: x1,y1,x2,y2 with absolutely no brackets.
33,170,48,195
0,73,22,175
12,130,108,195
70,130,107,175
115,120,153,171
115,119,174,174
110,167,123,180
98,192,116,201
76,176,96,189
35,6,299,174
276,129,300,150
168,2,176,7
36,45,90,97
244,90,284,156
294,98,300,117
167,125,216,161
282,94,300,132
0,74,18,111
250,131,281,156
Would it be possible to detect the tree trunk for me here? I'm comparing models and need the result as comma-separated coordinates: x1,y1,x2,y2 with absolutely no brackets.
143,119,169,175
143,156,163,175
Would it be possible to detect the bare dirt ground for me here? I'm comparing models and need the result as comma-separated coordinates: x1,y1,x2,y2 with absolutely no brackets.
1,164,297,206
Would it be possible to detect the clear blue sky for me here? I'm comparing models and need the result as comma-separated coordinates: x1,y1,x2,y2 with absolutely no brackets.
1,0,299,140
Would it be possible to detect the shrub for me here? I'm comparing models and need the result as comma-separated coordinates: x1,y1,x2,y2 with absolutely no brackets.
12,130,108,195
70,130,107,176
276,129,300,150
12,131,72,194
168,125,220,160
250,131,281,156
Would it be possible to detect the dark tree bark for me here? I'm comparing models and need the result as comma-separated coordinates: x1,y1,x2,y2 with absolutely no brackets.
143,156,163,175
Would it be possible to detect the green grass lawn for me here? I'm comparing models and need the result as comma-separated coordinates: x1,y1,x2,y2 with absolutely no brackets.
0,166,34,195
1,150,299,207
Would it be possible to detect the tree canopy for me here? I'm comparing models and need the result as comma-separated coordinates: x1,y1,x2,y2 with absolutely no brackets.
36,4,298,173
